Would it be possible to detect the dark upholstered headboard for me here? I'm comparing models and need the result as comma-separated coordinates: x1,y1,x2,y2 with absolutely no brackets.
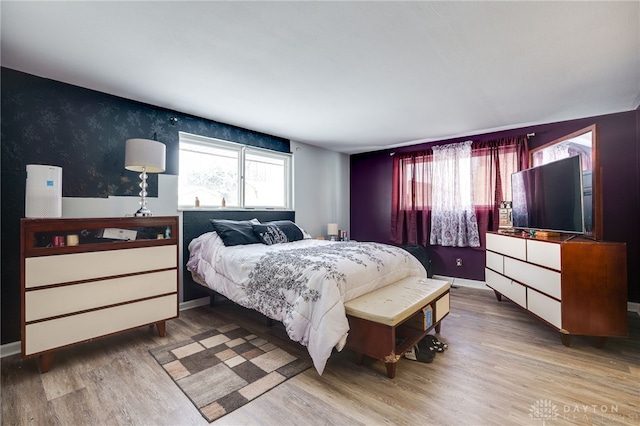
182,210,295,301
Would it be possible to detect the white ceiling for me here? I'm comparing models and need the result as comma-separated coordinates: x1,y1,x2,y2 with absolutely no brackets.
2,1,639,154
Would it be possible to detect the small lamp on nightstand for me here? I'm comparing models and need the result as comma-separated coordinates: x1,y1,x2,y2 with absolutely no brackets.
125,138,166,217
327,223,339,241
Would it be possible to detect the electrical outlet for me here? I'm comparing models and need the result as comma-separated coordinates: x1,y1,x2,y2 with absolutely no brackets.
456,258,463,267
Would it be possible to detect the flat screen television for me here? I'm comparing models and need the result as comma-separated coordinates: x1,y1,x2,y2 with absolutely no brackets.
511,155,585,234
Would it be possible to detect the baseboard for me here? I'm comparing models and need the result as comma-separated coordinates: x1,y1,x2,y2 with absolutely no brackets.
0,297,213,359
0,341,21,358
433,275,490,290
179,296,210,310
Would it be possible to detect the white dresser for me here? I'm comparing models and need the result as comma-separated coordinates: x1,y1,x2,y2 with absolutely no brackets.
485,232,627,346
21,216,179,372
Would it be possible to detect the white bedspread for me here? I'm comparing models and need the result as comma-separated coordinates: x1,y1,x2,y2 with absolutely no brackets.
186,233,426,374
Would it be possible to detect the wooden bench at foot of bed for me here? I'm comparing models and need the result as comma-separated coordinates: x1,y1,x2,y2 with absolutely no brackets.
344,277,451,379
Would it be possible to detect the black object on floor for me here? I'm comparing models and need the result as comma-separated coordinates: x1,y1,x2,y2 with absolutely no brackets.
404,344,436,363
419,334,448,353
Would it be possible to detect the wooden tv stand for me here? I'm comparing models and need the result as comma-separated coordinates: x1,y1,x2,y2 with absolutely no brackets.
485,232,627,346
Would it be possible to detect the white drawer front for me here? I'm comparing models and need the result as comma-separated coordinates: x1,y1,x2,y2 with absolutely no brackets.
527,239,561,270
24,294,177,355
25,245,176,288
527,289,562,329
26,270,177,322
435,292,450,322
486,251,504,274
485,268,526,308
504,257,561,300
486,233,526,260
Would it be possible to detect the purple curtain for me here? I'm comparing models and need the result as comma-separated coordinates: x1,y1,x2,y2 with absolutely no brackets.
391,151,432,245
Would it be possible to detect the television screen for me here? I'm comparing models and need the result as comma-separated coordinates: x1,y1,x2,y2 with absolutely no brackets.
511,155,585,234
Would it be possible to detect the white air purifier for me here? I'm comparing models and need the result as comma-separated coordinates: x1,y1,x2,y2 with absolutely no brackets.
25,164,62,218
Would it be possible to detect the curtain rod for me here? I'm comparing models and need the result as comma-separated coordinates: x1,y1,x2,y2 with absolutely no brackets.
390,132,535,156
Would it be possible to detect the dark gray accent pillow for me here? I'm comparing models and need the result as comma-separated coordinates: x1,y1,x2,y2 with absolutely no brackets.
210,219,263,246
253,220,304,245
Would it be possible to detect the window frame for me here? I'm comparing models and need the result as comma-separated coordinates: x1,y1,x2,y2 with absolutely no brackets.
178,132,293,210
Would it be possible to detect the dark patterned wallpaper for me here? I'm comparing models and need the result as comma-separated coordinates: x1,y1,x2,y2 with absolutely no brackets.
0,67,290,344
1,67,289,197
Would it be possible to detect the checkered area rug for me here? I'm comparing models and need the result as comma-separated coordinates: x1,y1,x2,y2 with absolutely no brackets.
149,323,311,422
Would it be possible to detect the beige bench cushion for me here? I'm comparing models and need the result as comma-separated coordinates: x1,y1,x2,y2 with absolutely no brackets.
344,277,450,327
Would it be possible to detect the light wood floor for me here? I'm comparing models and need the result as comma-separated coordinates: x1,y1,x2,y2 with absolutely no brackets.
2,286,639,426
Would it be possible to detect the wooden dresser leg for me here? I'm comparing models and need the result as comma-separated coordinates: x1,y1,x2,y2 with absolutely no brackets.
435,322,442,334
156,320,166,337
40,353,53,373
560,332,571,347
385,362,397,379
493,290,502,302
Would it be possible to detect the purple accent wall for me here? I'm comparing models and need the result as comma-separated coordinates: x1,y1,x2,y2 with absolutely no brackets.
350,109,640,302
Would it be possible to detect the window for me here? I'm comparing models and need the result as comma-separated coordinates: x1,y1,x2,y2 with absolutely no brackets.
391,136,528,246
398,142,520,211
470,146,520,207
178,132,292,209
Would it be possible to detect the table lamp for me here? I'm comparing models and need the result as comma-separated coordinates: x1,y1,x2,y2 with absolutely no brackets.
328,223,339,241
125,138,166,216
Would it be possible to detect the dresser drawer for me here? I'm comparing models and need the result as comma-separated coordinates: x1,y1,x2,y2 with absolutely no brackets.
527,239,561,270
25,270,176,322
486,233,526,260
24,294,177,355
486,251,504,274
485,268,526,308
504,257,561,300
25,245,176,288
435,292,450,322
527,289,561,329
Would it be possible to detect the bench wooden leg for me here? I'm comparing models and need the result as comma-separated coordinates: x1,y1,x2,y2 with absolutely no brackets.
385,362,397,379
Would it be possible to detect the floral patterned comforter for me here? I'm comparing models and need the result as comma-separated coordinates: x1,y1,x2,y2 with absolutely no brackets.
187,233,426,374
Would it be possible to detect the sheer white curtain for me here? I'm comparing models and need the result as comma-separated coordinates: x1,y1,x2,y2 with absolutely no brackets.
429,141,480,247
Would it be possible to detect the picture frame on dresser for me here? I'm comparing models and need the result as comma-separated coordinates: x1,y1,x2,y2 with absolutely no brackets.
21,216,179,373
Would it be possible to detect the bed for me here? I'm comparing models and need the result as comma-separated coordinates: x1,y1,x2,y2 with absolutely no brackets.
184,211,427,375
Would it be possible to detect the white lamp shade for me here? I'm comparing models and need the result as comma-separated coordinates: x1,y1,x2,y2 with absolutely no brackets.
125,138,166,173
327,223,339,235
